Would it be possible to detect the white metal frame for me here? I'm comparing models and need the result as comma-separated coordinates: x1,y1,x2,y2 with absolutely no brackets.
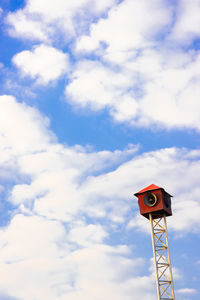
149,213,175,300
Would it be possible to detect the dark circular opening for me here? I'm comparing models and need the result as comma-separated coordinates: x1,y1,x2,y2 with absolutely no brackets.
144,193,158,207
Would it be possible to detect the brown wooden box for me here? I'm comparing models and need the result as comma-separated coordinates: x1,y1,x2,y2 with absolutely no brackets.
134,184,172,220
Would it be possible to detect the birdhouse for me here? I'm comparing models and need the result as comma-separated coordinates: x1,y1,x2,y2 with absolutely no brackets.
134,184,172,219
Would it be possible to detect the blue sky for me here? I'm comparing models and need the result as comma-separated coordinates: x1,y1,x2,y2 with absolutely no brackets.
0,0,200,299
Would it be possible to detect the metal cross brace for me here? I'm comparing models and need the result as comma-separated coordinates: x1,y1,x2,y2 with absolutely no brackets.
149,214,175,300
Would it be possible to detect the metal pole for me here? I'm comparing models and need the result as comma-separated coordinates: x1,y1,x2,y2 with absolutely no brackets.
149,213,161,300
164,215,175,300
149,213,175,300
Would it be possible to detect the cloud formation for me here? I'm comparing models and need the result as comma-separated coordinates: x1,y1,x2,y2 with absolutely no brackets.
0,94,154,299
1,94,200,232
6,0,117,42
76,0,172,52
7,0,200,131
72,0,200,130
0,94,199,298
12,45,70,84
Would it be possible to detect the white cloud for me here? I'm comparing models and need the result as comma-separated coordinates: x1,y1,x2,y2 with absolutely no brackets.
12,45,70,84
6,0,117,42
6,0,200,131
7,9,49,42
0,94,137,221
71,0,200,130
68,223,108,247
0,214,66,262
0,95,55,154
5,0,200,131
0,214,155,300
66,49,200,130
138,51,200,129
26,0,116,18
62,245,154,300
65,59,138,119
11,143,137,222
2,94,200,233
176,288,197,294
0,214,75,300
76,0,172,53
169,0,200,44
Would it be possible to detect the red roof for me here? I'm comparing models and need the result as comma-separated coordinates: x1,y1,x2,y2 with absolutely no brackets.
134,184,161,196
